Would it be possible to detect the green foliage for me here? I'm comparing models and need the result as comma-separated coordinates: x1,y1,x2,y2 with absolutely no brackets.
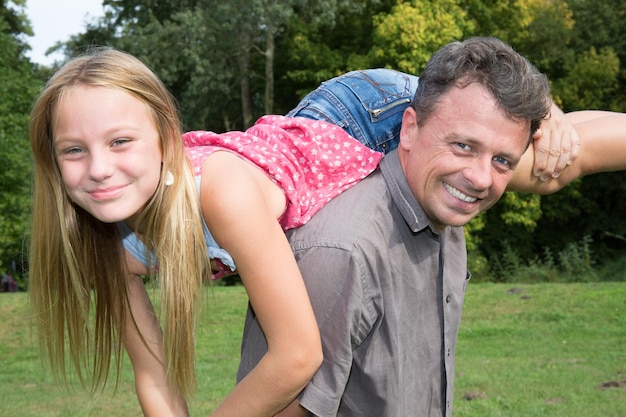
368,0,473,74
103,0,199,26
472,192,542,265
465,213,485,253
534,170,626,265
0,0,32,39
19,0,626,277
466,247,491,282
0,2,41,275
119,8,243,131
557,235,597,282
568,0,626,76
512,0,576,78
497,192,542,229
597,255,626,282
486,236,598,284
553,47,621,111
566,0,626,111
278,0,388,107
281,20,349,93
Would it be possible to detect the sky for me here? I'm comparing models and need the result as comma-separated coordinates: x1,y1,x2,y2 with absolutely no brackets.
25,0,105,66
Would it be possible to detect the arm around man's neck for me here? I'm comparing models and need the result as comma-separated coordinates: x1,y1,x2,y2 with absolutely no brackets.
508,110,626,195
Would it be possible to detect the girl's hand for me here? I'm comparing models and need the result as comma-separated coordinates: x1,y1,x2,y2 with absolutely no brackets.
531,102,581,181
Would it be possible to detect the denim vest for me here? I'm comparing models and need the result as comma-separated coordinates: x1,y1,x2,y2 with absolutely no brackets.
287,69,418,153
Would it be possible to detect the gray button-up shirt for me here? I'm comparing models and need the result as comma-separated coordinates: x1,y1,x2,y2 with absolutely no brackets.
237,150,469,416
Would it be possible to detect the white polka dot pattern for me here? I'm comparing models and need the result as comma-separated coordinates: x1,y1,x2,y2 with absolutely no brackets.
183,115,382,229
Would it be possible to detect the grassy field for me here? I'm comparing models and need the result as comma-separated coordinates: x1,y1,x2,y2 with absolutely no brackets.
0,283,624,416
454,283,625,417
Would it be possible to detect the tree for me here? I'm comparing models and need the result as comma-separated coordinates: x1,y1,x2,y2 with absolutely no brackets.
568,0,626,110
59,0,372,131
275,0,386,108
0,0,41,277
51,0,626,273
553,46,621,111
367,0,473,74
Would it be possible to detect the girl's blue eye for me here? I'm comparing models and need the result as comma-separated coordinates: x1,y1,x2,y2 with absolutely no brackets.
112,138,130,146
65,147,84,155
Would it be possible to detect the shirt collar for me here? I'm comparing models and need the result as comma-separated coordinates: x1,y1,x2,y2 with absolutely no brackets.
380,149,437,235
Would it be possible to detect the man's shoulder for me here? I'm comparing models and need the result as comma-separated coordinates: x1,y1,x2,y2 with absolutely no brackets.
288,170,393,244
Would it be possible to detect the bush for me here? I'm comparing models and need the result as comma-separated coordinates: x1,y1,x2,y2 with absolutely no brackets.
597,256,626,281
486,235,599,283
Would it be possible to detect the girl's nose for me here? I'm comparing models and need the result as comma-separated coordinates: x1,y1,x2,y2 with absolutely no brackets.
88,150,115,181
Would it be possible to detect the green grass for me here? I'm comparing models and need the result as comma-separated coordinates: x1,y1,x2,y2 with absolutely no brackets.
1,283,625,416
454,283,626,417
0,287,248,416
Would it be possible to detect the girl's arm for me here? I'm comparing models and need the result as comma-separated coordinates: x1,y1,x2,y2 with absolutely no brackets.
509,111,626,194
201,151,323,417
274,400,309,417
123,251,189,417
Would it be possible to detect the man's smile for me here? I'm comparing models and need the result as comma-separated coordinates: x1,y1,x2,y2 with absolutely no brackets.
443,182,478,203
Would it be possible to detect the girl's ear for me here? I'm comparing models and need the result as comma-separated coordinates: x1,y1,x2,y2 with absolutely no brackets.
399,107,419,151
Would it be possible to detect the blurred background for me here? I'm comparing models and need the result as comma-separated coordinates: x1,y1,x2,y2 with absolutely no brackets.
2,0,626,288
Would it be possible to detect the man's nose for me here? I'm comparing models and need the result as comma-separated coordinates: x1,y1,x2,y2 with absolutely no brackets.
464,157,493,190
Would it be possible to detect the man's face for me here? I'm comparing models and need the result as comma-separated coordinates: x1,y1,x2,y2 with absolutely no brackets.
398,83,530,230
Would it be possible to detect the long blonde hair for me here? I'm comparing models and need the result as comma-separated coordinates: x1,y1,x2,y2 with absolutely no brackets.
28,48,209,398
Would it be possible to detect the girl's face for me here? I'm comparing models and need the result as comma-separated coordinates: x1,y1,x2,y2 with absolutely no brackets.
53,85,163,225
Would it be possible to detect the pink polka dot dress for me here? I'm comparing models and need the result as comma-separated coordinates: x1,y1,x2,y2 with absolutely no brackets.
183,115,382,230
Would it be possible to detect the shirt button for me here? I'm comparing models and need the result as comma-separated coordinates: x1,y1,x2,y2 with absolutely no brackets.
445,294,451,303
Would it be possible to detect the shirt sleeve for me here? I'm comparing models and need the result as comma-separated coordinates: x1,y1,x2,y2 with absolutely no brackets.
290,243,376,417
117,221,150,267
116,176,237,274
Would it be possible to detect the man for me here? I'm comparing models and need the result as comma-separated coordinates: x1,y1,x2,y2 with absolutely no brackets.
236,37,626,416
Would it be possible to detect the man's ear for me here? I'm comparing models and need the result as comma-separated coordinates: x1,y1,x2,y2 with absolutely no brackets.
399,107,419,150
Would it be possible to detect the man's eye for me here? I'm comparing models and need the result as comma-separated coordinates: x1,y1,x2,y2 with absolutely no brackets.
456,142,471,151
493,156,511,166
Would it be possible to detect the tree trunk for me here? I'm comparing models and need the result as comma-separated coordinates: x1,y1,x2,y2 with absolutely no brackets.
238,31,254,129
264,26,275,115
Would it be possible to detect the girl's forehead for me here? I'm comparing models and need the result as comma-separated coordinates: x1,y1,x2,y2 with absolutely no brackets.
52,85,158,140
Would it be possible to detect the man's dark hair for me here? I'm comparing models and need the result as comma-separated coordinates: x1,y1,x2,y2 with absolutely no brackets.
412,36,551,138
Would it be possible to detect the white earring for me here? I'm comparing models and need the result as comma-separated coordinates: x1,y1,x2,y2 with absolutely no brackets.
164,170,174,186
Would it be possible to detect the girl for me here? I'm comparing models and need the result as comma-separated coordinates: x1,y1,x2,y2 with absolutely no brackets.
28,48,622,417
29,48,380,417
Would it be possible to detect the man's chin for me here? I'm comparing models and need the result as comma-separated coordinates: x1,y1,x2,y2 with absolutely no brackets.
438,212,480,229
